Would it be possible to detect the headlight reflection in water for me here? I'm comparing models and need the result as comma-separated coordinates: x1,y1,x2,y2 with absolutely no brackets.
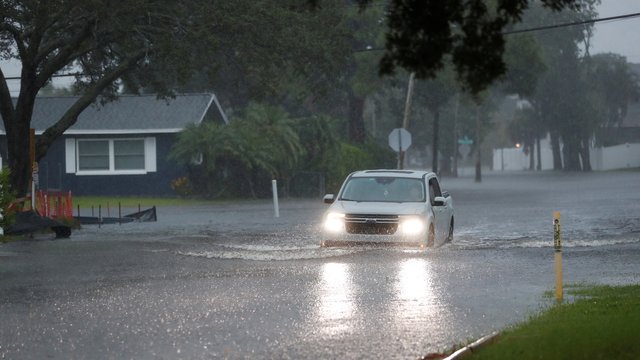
314,263,354,336
394,258,436,320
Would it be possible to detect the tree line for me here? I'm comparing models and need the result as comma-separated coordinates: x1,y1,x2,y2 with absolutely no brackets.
1,0,638,200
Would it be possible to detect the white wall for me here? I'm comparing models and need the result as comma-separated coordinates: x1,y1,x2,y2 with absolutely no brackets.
492,136,554,171
591,143,640,170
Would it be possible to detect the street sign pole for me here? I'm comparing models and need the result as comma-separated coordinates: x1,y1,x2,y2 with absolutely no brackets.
398,72,415,170
389,128,412,169
397,129,403,169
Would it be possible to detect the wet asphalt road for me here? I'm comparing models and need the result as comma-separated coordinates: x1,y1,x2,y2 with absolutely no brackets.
1,171,639,359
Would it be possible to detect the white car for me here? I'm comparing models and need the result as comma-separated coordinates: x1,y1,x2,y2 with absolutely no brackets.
321,169,454,248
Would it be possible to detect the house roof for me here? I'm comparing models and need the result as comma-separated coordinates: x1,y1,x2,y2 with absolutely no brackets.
1,93,227,135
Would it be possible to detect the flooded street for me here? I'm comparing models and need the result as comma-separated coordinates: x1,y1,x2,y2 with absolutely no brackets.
1,171,639,359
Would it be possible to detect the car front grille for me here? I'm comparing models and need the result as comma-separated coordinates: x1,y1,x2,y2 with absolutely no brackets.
345,214,399,235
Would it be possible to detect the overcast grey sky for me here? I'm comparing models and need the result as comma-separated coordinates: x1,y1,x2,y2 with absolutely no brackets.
590,0,640,62
2,1,640,95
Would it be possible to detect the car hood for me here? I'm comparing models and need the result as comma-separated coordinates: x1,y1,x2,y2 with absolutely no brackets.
331,201,425,215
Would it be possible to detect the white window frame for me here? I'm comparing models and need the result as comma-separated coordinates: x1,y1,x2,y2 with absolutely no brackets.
66,137,157,175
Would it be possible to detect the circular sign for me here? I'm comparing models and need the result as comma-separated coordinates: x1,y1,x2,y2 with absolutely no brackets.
388,128,412,152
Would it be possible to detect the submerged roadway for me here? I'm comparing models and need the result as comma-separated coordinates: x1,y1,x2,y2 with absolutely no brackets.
1,171,639,359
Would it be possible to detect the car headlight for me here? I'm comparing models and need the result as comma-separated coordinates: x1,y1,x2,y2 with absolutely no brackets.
324,212,345,233
400,217,425,236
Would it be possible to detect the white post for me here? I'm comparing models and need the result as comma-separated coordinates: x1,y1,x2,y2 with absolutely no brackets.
31,179,35,210
272,179,280,218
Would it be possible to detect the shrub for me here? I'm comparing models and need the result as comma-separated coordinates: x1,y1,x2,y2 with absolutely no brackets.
0,168,17,231
170,176,193,197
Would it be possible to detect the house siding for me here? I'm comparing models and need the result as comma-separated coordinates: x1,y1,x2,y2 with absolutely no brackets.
37,133,183,196
0,94,224,197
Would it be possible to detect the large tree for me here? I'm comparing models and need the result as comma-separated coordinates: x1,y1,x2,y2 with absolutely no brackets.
338,0,581,94
1,0,217,195
588,53,640,130
1,0,354,197
525,0,600,170
414,68,457,174
181,0,352,111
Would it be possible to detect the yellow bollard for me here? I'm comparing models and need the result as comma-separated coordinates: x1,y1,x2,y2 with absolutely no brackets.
554,211,563,302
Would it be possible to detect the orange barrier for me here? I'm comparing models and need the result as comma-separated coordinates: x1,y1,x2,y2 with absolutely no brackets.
36,190,73,219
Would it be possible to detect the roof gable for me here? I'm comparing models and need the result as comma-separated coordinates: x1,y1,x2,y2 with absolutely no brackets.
2,93,226,134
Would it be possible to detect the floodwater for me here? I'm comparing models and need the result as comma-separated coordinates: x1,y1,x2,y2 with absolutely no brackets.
1,171,639,359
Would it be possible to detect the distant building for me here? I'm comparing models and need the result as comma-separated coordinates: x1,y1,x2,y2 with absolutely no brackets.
0,93,227,196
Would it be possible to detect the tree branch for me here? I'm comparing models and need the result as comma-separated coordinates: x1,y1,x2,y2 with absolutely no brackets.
34,21,96,88
35,51,147,159
0,67,16,128
0,22,27,58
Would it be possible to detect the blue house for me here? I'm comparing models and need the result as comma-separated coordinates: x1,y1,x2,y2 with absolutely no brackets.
0,93,227,196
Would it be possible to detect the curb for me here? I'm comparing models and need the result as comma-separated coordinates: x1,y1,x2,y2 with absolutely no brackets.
442,331,501,360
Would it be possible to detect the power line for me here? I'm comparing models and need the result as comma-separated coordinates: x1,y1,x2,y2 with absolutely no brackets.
354,11,640,52
503,11,640,35
3,73,80,81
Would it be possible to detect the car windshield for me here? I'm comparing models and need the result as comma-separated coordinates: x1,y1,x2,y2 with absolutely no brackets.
339,177,425,202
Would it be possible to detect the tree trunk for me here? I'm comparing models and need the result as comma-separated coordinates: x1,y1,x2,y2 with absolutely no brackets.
527,141,534,171
562,139,581,171
475,147,482,183
6,92,39,196
550,130,563,170
7,124,32,197
536,137,542,171
348,92,365,143
432,109,440,174
452,94,459,177
440,153,452,176
580,138,592,171
474,107,481,183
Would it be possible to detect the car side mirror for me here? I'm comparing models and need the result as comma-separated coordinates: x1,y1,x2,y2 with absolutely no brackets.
433,196,445,206
323,194,335,204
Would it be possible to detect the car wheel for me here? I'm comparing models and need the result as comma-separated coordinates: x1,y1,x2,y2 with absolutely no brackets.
426,224,435,248
446,218,454,243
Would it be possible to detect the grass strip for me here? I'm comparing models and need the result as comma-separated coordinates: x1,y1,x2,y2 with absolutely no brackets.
469,284,640,360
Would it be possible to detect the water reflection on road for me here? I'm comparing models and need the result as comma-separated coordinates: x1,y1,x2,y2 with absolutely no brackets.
394,258,435,322
315,263,355,336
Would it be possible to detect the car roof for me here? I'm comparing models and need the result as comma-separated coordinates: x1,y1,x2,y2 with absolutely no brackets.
349,169,435,179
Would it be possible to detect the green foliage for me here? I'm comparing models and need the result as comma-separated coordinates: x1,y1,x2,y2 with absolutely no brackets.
589,53,640,128
471,284,640,359
182,0,353,109
171,99,396,198
171,102,305,197
324,141,395,193
502,33,547,98
0,168,17,230
293,114,340,170
372,0,581,94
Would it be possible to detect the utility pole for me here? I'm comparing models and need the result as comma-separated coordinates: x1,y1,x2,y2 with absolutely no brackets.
475,106,482,183
397,72,415,170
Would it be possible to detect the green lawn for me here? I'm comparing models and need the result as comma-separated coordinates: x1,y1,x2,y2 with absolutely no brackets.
469,284,640,360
